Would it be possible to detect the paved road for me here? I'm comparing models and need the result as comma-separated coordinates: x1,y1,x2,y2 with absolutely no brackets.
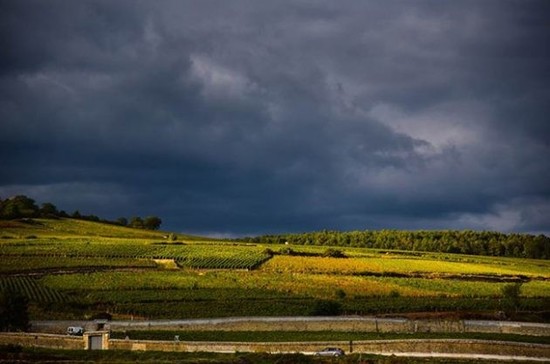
366,352,550,362
31,316,407,328
18,320,550,362
31,316,550,336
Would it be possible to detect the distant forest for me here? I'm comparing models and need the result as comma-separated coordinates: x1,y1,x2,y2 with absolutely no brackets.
0,195,162,230
243,230,550,260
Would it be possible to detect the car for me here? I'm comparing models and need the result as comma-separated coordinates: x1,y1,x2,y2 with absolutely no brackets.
315,347,345,356
66,326,84,336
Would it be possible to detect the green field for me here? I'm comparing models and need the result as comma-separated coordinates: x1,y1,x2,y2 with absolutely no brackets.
1,218,549,320
109,330,550,344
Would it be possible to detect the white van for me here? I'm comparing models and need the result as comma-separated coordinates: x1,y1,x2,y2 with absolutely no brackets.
67,326,84,336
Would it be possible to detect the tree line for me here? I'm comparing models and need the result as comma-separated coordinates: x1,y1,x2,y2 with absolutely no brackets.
242,229,550,259
0,195,162,230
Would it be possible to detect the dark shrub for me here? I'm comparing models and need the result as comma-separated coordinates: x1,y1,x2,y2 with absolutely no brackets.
323,248,346,258
309,300,343,316
91,312,112,321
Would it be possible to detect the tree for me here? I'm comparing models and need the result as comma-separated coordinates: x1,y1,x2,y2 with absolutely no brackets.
1,203,20,220
129,216,144,229
524,235,549,259
143,216,162,230
40,202,58,216
0,195,39,219
0,290,29,332
501,282,522,313
84,215,100,222
116,217,128,226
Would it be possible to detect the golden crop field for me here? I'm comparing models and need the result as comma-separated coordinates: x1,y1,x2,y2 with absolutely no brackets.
261,255,550,277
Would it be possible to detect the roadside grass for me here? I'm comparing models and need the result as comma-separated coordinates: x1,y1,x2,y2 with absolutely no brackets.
0,345,283,364
109,330,550,344
0,345,487,364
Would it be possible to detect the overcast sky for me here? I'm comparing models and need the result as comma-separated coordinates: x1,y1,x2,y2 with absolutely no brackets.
1,1,549,236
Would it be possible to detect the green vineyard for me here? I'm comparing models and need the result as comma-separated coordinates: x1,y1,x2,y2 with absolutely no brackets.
0,242,271,270
0,276,66,303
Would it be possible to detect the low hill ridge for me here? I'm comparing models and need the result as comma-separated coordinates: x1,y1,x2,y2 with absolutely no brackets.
0,218,205,241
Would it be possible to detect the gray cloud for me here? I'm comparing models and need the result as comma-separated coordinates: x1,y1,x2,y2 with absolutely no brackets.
1,0,549,236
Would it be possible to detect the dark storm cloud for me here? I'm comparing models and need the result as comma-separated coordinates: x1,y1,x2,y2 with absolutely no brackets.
1,0,549,236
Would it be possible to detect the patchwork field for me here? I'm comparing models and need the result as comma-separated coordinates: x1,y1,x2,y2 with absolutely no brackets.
1,218,549,320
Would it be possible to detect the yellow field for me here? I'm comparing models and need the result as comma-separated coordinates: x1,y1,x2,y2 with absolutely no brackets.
261,255,550,278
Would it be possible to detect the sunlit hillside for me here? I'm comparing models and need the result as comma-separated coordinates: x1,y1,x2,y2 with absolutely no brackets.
1,218,549,322
0,218,203,240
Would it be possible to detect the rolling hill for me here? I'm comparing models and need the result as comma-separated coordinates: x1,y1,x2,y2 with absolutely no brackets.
1,218,549,322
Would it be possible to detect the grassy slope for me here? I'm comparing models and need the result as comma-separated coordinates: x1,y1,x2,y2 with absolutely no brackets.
0,218,205,240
